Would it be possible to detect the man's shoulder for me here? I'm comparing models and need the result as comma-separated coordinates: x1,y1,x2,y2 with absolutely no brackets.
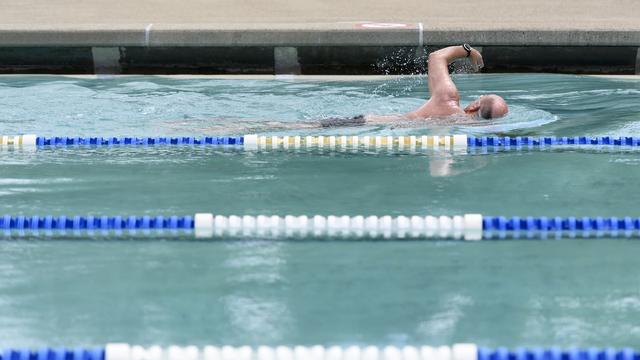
413,98,463,118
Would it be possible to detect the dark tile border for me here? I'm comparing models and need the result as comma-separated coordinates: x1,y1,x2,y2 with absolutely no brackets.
0,46,636,75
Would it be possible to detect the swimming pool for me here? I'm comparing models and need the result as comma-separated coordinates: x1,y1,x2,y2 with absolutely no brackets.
0,74,639,349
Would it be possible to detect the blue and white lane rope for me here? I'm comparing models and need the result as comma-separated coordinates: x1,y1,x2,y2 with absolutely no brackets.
0,134,466,151
1,344,638,360
5,134,640,151
2,214,640,239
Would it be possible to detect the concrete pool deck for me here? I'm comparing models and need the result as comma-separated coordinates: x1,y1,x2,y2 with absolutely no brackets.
0,0,639,74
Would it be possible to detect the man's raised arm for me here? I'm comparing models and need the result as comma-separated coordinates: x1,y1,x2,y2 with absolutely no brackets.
427,45,484,101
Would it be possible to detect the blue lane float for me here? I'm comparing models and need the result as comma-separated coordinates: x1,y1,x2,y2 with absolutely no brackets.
482,216,640,239
1,214,639,240
0,344,637,360
36,136,244,146
3,134,640,152
1,348,104,360
467,135,640,147
0,215,194,232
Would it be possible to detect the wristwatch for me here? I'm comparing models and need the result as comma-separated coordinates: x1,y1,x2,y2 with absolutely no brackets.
462,43,472,57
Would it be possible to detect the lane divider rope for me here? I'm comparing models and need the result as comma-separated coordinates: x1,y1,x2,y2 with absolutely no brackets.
4,134,640,151
0,214,482,240
2,214,640,239
1,344,637,360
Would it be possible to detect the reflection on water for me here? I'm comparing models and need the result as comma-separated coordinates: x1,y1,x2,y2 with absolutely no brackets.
416,294,473,342
428,154,489,177
222,242,291,344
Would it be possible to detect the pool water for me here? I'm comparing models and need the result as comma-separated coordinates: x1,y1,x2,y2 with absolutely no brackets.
0,74,639,349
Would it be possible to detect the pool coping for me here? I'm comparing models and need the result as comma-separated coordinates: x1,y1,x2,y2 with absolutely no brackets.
0,25,638,47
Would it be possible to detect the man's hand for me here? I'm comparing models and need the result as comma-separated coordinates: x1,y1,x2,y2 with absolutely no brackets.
469,48,484,72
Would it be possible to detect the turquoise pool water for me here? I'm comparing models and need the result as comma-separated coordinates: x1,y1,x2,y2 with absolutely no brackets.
0,74,639,349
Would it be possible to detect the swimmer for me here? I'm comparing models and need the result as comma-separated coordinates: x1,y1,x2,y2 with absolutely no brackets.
168,45,508,134
322,44,509,128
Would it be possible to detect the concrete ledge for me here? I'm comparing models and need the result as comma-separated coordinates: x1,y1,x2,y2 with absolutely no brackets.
0,25,148,47
150,23,421,47
424,30,640,47
0,24,638,47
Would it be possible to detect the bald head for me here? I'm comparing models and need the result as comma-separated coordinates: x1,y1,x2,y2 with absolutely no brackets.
478,94,509,119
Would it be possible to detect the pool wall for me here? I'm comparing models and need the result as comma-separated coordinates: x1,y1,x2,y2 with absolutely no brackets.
0,45,637,75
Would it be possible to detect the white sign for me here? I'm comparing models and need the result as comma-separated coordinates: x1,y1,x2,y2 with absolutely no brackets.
357,22,410,29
